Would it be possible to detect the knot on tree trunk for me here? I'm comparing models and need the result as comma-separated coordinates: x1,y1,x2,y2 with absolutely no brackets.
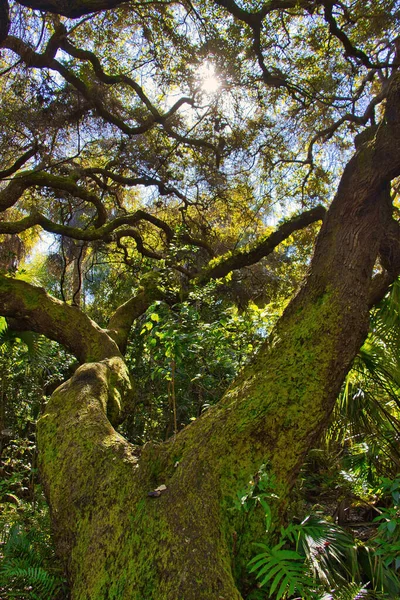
70,356,133,425
103,356,133,424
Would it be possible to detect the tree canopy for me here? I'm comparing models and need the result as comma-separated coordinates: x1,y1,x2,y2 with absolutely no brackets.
1,0,398,317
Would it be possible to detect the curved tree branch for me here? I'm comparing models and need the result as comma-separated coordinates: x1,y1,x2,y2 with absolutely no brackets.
2,34,217,153
105,207,327,349
0,178,30,213
0,170,108,226
212,0,310,95
0,206,214,257
107,275,166,352
212,0,310,28
368,215,400,306
0,0,9,44
318,0,381,69
196,205,326,285
306,81,391,163
83,168,191,205
114,228,164,260
2,35,158,135
368,271,395,308
17,0,128,17
379,216,400,276
59,37,183,121
0,211,158,240
0,274,120,362
0,145,37,179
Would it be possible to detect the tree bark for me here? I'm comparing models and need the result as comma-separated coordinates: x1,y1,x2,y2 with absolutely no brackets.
0,275,120,363
16,0,127,18
0,0,9,44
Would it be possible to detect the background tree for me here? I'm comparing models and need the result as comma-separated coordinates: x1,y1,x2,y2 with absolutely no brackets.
1,0,400,598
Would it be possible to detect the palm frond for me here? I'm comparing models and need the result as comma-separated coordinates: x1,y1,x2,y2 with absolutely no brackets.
320,581,371,600
288,515,359,587
328,281,400,476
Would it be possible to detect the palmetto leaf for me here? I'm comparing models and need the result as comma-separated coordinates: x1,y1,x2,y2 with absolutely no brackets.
286,515,359,586
320,581,370,599
329,281,400,475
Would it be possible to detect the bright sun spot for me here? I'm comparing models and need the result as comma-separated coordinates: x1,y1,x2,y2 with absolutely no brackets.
197,63,220,94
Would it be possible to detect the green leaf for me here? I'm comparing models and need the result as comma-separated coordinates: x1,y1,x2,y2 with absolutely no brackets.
275,573,291,599
257,562,284,585
387,520,397,534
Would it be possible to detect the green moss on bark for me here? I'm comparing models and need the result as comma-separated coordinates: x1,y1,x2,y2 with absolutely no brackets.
37,287,371,599
38,358,242,599
0,274,121,363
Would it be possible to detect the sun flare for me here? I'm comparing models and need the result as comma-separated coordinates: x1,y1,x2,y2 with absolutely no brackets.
197,63,220,94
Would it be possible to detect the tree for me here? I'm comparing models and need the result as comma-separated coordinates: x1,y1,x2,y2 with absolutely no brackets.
1,0,400,597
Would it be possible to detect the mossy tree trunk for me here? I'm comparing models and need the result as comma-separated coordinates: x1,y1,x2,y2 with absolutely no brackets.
5,76,400,600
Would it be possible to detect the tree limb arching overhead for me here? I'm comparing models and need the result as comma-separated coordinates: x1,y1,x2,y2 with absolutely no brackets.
0,274,120,363
16,0,129,17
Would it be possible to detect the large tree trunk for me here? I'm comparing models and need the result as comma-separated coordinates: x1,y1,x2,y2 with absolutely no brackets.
37,76,400,599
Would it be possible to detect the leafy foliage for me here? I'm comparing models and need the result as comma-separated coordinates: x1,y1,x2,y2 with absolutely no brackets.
1,0,400,596
246,485,400,599
0,318,75,435
320,582,370,600
373,477,400,572
0,319,73,598
123,293,273,441
330,283,400,482
249,540,313,599
284,515,358,588
0,524,65,599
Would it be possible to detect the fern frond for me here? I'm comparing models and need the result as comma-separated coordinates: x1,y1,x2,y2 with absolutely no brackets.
0,525,65,599
1,525,34,562
249,541,313,599
0,562,60,598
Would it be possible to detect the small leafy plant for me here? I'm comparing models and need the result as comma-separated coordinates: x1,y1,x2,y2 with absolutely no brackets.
244,472,400,599
0,524,66,599
248,540,313,599
373,476,400,572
